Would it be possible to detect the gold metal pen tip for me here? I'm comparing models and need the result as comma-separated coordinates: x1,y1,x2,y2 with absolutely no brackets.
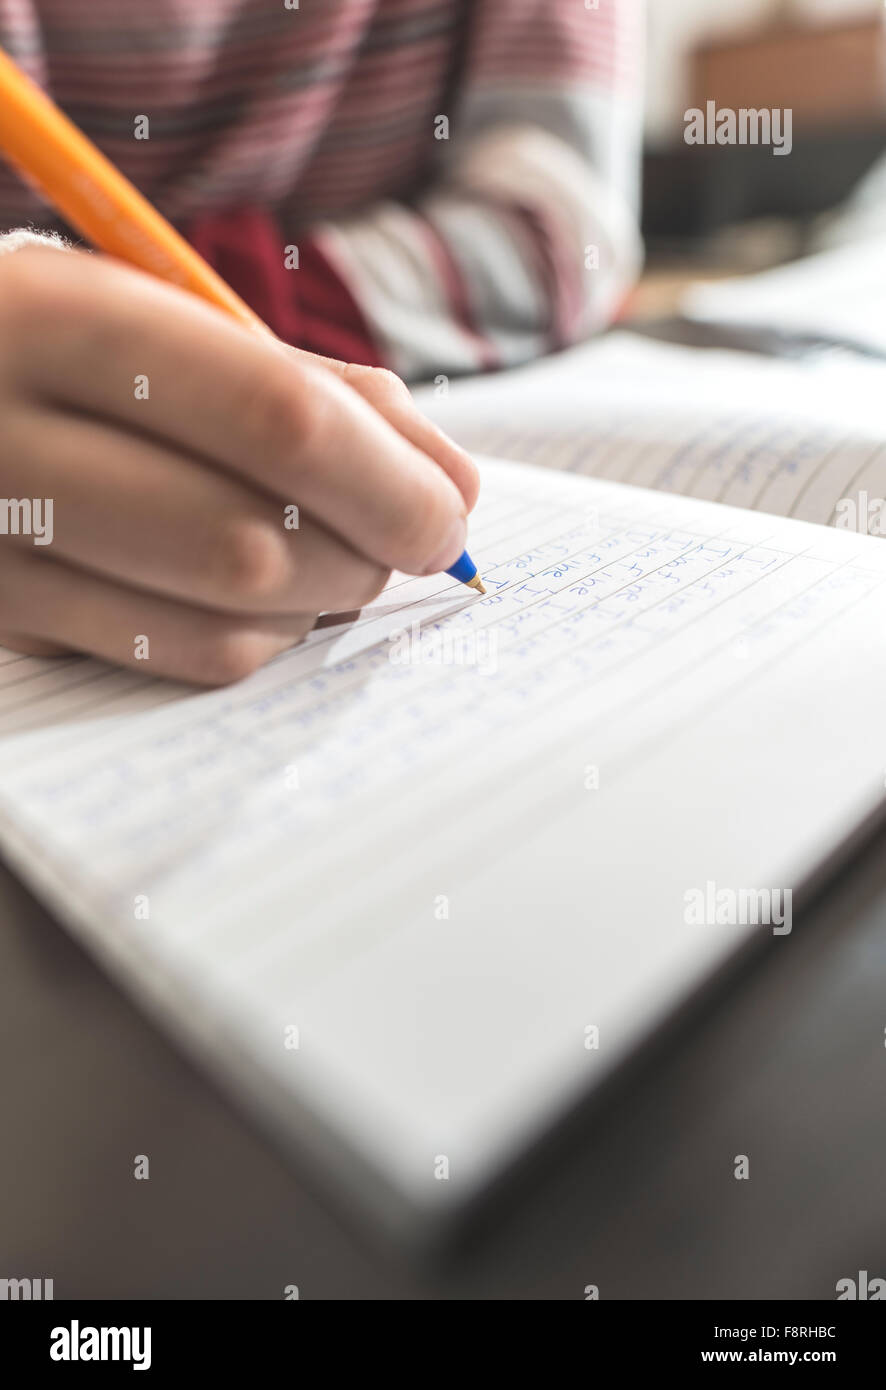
466,574,486,594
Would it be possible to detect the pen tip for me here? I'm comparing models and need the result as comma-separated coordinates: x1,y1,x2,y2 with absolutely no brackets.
466,574,486,595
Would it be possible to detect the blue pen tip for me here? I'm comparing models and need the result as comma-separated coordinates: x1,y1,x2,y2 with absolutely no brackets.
446,549,485,593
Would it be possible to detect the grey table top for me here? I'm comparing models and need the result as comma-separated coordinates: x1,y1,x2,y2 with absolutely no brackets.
2,805,886,1300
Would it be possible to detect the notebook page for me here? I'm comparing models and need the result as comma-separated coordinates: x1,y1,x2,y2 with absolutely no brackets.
416,333,886,529
2,458,886,1226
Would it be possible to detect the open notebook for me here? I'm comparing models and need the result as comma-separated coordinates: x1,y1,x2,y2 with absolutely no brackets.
3,333,886,1240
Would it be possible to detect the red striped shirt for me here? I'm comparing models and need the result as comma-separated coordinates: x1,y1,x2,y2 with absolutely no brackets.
0,0,643,376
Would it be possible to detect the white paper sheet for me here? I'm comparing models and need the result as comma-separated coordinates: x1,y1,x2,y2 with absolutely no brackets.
416,332,886,529
3,455,886,1232
683,237,886,358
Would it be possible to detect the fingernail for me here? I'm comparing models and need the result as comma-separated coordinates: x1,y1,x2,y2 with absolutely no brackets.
423,514,467,575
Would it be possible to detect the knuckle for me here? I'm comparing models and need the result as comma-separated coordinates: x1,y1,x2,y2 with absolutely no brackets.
234,366,293,461
239,359,335,466
343,362,409,404
211,515,291,605
294,373,339,457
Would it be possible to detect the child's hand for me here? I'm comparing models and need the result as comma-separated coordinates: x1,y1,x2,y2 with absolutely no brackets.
0,244,479,684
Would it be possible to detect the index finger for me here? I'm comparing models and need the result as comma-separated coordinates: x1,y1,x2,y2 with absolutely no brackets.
284,348,481,513
11,247,470,576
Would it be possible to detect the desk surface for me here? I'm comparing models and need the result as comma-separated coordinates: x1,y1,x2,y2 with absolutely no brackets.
3,805,886,1298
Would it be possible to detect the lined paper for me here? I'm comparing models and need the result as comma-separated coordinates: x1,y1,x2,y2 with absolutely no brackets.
417,333,886,527
3,457,886,1225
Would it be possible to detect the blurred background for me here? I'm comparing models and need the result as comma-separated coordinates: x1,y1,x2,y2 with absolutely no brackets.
640,0,886,293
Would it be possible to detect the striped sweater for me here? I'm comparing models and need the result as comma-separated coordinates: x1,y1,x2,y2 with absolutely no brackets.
0,0,644,379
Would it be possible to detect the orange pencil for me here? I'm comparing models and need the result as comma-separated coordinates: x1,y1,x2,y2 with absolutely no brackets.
0,44,268,335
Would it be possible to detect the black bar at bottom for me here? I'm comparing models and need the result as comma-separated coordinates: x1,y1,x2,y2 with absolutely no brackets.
2,1298,882,1372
